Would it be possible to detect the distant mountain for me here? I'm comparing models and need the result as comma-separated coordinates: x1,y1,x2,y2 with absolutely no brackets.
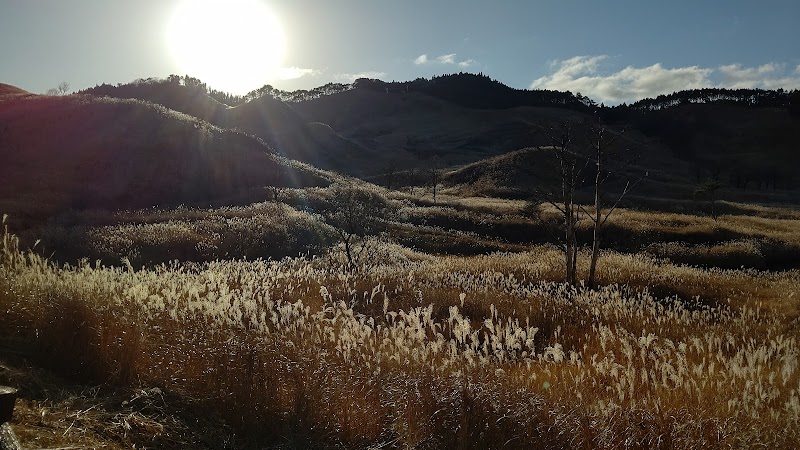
80,75,800,195
0,87,330,220
348,73,595,110
224,94,383,173
293,77,799,191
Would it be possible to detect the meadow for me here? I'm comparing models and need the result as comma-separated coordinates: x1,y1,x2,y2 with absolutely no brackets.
1,185,800,449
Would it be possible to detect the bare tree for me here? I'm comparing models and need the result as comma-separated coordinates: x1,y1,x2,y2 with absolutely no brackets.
528,119,646,287
426,156,445,204
694,179,723,220
379,162,398,191
45,82,70,96
324,182,389,273
528,122,585,285
580,123,646,288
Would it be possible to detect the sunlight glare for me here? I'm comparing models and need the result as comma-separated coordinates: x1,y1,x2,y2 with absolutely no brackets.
167,0,286,94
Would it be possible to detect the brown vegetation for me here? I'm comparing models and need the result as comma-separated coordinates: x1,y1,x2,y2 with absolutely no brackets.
2,187,800,448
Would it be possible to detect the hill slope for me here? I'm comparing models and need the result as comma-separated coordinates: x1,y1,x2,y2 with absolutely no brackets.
0,83,30,96
224,95,383,175
630,103,800,188
0,89,330,220
82,81,381,176
82,81,229,123
293,88,693,182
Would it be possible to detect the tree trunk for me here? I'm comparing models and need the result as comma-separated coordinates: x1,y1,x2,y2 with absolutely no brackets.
570,231,578,285
564,238,575,285
711,197,717,220
563,198,577,285
588,143,603,289
588,230,600,289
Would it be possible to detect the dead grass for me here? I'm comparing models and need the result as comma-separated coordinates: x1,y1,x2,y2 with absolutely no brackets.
15,185,800,272
24,201,337,267
0,355,241,449
2,215,799,448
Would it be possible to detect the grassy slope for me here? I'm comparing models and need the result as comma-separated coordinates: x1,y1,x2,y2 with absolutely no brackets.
0,83,30,96
0,90,332,224
443,142,800,206
293,90,581,171
225,96,383,176
1,178,799,448
81,81,231,124
82,83,384,177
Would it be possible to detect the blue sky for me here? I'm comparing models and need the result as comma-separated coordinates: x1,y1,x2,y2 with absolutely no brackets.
1,0,799,103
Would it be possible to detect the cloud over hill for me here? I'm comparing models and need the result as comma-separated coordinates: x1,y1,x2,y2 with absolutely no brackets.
531,56,800,103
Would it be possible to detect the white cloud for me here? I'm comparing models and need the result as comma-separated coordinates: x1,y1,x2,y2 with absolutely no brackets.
550,55,607,77
277,66,319,80
334,71,388,82
415,52,476,68
707,62,800,90
717,63,779,89
458,59,476,68
436,53,457,64
531,56,711,103
530,56,800,104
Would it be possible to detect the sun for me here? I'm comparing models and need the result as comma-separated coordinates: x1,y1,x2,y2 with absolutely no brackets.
167,0,286,94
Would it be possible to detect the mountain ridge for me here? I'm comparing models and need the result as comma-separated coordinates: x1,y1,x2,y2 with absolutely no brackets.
3,71,795,220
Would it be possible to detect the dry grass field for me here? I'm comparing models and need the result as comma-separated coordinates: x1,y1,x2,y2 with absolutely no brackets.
2,185,800,449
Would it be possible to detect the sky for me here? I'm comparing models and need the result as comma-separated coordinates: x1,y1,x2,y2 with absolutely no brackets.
1,0,799,104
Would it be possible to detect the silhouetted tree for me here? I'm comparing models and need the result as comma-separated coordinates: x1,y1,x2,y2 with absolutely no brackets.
529,119,645,287
379,162,399,191
426,156,445,204
324,182,389,273
581,123,646,288
694,179,723,220
45,82,70,96
528,122,584,285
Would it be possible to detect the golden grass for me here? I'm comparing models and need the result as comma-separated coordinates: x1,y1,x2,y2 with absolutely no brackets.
15,184,800,274
2,217,799,448
30,201,337,267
